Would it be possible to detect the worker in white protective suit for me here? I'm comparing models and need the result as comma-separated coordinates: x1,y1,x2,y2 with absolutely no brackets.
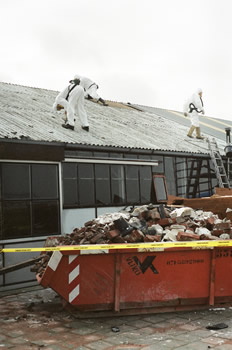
74,74,108,106
53,78,89,131
183,88,205,139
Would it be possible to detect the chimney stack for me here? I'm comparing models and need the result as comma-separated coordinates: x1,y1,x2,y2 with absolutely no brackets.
224,127,232,157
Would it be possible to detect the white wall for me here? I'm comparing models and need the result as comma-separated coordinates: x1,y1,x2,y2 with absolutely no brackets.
62,208,95,234
97,206,124,216
0,238,47,292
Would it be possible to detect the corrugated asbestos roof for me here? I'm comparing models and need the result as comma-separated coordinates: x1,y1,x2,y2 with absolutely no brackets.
0,81,228,155
135,105,232,143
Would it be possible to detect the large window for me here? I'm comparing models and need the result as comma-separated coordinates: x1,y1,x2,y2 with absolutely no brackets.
63,162,155,208
63,152,216,208
0,163,60,239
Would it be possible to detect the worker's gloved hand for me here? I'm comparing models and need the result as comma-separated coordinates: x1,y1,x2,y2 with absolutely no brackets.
56,104,64,111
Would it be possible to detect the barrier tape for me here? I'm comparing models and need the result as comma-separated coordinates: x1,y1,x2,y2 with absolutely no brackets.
1,240,232,253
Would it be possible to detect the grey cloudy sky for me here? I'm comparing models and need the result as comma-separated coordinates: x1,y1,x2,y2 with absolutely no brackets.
1,0,232,120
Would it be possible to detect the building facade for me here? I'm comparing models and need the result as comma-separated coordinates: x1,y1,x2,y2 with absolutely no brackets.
0,140,218,291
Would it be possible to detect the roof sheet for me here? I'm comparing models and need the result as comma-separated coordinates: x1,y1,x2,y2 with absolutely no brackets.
0,82,228,155
137,105,232,143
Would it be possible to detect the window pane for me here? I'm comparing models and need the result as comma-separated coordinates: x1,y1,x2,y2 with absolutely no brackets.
165,157,176,196
79,180,95,205
77,151,93,157
95,164,109,178
78,164,94,178
63,163,77,178
140,166,152,203
95,165,110,205
175,157,187,197
78,164,94,206
63,179,78,205
94,152,109,158
63,164,78,205
111,165,125,204
124,154,138,160
32,164,58,199
125,166,139,203
32,200,60,236
126,166,139,179
110,153,123,159
138,155,151,160
2,163,30,199
2,201,31,238
0,203,2,239
152,155,164,173
96,180,110,205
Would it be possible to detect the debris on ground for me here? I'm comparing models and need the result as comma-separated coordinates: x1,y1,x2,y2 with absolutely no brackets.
206,322,228,330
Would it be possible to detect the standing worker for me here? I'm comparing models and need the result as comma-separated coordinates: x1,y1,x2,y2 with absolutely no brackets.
184,88,205,139
74,74,108,106
53,77,89,131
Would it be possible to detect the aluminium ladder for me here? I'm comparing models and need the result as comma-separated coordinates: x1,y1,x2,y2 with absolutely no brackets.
206,138,230,188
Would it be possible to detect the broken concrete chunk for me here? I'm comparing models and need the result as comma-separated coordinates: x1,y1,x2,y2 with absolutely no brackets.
170,207,195,219
176,216,190,224
162,229,178,242
170,224,186,231
219,233,230,240
95,212,129,225
128,217,143,229
195,227,211,236
151,224,163,235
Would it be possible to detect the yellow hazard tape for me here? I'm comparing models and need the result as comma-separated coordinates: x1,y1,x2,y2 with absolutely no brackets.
1,240,232,253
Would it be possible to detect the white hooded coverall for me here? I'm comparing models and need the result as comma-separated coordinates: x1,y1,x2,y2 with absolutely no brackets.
74,74,100,100
53,83,89,128
183,89,205,127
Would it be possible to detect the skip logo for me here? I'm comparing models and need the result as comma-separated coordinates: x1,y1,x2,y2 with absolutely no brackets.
126,256,159,276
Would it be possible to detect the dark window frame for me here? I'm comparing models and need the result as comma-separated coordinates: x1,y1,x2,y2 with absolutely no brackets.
63,162,157,208
63,153,216,208
0,162,61,240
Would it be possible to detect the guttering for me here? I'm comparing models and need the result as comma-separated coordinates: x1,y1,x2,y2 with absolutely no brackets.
65,143,211,159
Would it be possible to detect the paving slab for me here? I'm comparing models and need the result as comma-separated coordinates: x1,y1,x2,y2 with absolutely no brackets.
1,287,232,349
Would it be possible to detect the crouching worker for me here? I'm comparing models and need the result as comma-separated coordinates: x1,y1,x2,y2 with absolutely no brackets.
183,88,205,139
53,77,89,132
74,74,108,106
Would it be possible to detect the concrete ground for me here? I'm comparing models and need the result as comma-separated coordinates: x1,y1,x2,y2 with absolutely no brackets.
1,288,232,350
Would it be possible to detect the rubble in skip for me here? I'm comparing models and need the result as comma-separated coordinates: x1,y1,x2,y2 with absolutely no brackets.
32,204,232,277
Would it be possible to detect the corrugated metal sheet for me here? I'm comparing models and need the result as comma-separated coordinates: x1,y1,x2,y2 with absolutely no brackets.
136,105,232,143
0,82,228,155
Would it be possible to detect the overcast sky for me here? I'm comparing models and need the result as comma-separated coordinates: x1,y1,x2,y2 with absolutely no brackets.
1,0,232,120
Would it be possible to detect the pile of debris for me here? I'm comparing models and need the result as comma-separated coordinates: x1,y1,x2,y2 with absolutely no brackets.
32,204,232,277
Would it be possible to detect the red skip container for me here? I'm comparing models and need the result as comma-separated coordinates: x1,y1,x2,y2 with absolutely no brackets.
37,244,232,315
